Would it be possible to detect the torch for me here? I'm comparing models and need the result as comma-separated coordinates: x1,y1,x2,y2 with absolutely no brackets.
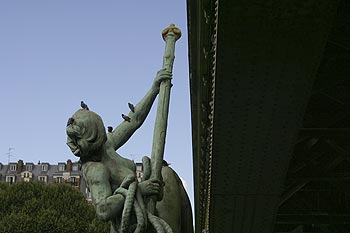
148,24,181,214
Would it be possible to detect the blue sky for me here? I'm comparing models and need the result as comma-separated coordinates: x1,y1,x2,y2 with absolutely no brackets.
0,1,193,206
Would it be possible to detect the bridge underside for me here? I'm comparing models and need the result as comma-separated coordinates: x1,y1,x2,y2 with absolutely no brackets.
188,0,349,232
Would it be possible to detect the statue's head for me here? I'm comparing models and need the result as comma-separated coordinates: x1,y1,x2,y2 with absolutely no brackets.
66,109,107,163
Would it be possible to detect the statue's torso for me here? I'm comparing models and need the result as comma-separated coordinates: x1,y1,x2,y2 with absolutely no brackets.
101,151,136,192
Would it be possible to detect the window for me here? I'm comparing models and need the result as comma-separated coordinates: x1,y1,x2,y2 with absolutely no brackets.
136,165,142,172
71,177,78,186
42,165,48,171
58,164,65,171
10,165,16,171
72,165,78,171
85,188,92,198
21,172,32,181
26,165,32,171
6,176,15,184
38,176,47,183
136,172,142,182
56,177,63,184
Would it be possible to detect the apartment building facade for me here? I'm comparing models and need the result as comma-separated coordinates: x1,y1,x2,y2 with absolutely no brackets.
0,160,146,201
0,159,90,200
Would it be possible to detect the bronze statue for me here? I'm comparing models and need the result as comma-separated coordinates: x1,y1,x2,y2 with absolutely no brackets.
66,25,193,233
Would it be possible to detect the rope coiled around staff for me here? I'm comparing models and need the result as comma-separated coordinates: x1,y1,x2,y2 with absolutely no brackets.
113,156,173,233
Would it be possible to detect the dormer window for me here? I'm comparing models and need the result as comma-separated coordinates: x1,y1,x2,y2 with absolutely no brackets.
58,164,65,171
42,165,48,171
136,164,142,172
72,165,79,171
10,165,17,171
26,165,32,171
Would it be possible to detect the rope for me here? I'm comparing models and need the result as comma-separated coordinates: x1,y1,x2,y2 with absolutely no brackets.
113,157,173,233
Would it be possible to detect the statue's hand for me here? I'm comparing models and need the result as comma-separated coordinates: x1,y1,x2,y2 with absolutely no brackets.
138,178,162,198
152,69,172,92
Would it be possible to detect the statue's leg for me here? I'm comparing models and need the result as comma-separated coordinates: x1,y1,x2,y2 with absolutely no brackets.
157,166,193,233
179,178,194,233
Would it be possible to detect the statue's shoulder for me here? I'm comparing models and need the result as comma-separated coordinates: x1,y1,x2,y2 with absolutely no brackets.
82,161,110,185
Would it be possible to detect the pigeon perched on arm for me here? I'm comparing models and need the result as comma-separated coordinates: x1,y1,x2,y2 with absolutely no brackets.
128,103,135,113
81,101,89,110
121,114,131,122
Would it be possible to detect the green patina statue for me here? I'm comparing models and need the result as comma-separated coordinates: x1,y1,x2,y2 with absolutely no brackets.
66,25,193,233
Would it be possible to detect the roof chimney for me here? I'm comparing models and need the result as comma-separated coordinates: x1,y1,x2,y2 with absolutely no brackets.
17,160,23,173
66,159,72,172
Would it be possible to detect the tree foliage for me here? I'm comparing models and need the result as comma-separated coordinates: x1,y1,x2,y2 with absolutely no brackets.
0,181,109,233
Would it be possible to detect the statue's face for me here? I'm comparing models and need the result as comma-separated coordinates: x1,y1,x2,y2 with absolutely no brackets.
66,119,84,157
66,110,107,162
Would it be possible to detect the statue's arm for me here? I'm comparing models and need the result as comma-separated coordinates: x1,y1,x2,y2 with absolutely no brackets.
83,162,125,221
110,69,171,150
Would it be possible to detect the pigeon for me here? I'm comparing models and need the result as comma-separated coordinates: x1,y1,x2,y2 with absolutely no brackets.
107,126,113,133
121,114,131,122
128,103,135,113
81,101,89,110
163,160,171,167
66,117,74,127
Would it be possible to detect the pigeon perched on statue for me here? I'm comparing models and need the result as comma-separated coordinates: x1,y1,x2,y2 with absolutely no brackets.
107,126,113,133
121,114,131,122
66,118,74,127
81,101,89,110
163,160,171,167
128,103,135,113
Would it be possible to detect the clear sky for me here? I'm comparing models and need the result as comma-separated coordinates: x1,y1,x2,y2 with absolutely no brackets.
0,1,193,207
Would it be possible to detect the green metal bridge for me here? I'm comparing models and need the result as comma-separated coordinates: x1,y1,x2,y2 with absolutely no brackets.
187,0,350,232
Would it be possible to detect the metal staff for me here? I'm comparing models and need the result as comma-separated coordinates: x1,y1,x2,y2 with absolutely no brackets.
148,24,181,213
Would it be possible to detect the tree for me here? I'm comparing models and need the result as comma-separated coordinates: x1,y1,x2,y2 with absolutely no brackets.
0,181,109,233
